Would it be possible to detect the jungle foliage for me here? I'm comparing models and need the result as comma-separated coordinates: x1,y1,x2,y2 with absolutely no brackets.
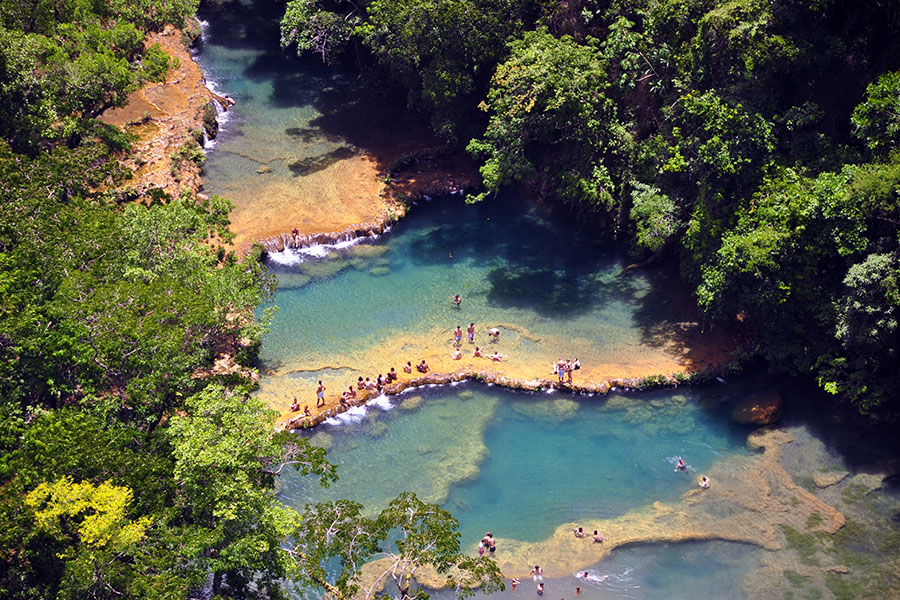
283,0,900,414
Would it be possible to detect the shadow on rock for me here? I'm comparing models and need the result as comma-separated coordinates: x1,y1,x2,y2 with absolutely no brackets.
288,146,359,176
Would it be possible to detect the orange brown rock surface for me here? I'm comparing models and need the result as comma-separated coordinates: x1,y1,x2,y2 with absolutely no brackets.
100,24,215,198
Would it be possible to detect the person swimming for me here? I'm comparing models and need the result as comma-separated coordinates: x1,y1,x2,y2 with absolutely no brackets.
536,583,543,596
675,458,687,472
490,351,505,361
450,294,461,306
511,578,519,591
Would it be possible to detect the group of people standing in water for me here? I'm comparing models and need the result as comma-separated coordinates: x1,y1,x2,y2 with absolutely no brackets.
553,357,580,383
449,321,505,361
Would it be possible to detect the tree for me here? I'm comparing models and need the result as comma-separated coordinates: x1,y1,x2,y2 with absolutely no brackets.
167,384,336,597
281,0,360,65
851,71,900,157
819,252,900,412
695,167,868,376
629,182,682,252
467,28,629,219
25,477,152,599
289,492,504,600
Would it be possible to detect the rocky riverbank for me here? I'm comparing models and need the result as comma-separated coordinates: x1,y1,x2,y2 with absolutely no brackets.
100,23,218,199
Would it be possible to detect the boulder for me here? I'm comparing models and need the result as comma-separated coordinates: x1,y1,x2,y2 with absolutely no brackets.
731,390,784,425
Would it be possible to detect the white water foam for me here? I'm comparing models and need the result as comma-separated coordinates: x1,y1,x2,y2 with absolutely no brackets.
268,235,381,267
369,394,393,411
202,79,232,149
324,404,368,425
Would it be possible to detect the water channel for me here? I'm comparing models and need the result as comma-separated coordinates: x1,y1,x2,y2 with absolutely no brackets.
195,1,900,598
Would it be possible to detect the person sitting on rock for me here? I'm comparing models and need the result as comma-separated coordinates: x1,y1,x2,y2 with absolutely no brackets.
419,359,430,373
404,361,413,373
290,397,300,412
490,351,505,361
347,386,357,399
473,346,483,358
574,527,585,538
699,476,711,489
303,405,311,417
450,347,462,360
592,530,603,543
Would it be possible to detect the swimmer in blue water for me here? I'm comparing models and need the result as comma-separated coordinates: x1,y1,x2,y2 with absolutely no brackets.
675,458,687,472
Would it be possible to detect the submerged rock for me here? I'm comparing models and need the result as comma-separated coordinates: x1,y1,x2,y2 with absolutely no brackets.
731,390,784,425
400,395,423,410
309,431,333,450
813,470,849,489
346,244,389,259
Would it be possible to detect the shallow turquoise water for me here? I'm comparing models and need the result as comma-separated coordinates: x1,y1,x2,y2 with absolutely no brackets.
259,192,658,365
428,540,760,600
280,384,755,547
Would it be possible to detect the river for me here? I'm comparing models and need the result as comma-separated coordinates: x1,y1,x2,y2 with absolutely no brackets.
194,1,900,598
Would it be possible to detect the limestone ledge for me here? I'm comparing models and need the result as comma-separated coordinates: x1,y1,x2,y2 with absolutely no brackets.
260,174,477,255
277,365,669,432
351,428,846,599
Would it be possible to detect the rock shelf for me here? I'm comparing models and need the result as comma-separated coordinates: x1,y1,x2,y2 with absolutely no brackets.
276,366,651,431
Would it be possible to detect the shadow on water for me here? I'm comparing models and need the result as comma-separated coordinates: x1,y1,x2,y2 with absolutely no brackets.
484,266,598,317
284,127,344,145
397,193,648,317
